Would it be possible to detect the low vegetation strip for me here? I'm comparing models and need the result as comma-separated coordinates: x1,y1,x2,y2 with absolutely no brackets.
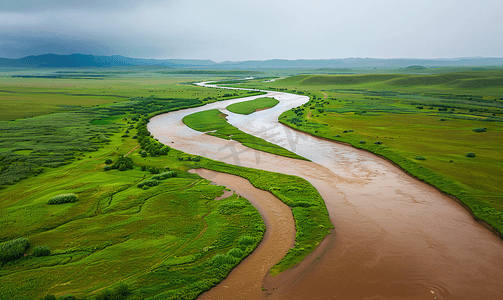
226,97,279,115
182,109,308,161
200,158,333,275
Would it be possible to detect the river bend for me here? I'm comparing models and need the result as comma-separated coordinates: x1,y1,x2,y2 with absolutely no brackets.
148,81,503,300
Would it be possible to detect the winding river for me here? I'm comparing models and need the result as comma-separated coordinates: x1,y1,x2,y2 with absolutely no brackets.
148,82,503,300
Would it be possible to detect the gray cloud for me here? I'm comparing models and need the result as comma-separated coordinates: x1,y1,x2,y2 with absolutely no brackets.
1,0,502,60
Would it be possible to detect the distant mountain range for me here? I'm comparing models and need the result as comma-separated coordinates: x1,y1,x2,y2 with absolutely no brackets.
1,53,503,69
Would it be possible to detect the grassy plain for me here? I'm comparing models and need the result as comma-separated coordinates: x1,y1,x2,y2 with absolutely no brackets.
0,75,264,121
221,71,503,234
0,127,265,299
182,109,308,161
226,97,279,115
0,71,331,299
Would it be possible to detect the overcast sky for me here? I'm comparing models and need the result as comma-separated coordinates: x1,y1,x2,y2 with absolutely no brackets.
1,0,502,61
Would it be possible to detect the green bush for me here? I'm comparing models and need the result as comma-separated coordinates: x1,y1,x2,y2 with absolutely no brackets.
32,245,51,257
466,152,476,157
151,171,177,180
414,156,426,160
211,254,236,267
105,159,113,165
39,295,57,300
137,179,159,189
374,141,382,144
111,156,133,171
0,238,30,263
238,236,255,246
359,140,366,144
95,282,131,300
227,248,244,258
472,127,487,132
159,146,171,155
104,165,112,171
47,193,78,205
140,150,147,157
148,167,160,174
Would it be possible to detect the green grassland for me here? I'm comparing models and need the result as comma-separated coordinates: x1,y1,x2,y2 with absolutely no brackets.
226,97,279,115
0,75,264,121
0,72,332,299
220,71,503,235
0,124,265,299
182,109,308,161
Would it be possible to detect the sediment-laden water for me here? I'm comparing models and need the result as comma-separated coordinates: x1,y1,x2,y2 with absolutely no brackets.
148,82,503,300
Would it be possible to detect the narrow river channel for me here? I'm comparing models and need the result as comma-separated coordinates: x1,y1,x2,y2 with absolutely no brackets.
148,82,503,300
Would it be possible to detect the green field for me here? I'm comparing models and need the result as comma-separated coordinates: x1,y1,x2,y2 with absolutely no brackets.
182,109,308,161
0,72,331,299
221,71,503,235
0,75,265,121
226,97,279,115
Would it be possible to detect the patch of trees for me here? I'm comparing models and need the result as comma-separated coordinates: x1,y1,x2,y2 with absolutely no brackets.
0,238,30,264
151,171,177,180
32,246,51,257
472,127,487,132
47,193,78,205
137,179,159,189
104,156,133,171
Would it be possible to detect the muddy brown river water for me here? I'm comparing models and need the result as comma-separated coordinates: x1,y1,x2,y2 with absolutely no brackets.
148,82,503,299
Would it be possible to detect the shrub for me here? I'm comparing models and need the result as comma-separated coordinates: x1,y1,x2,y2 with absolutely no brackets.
374,141,382,144
111,156,133,170
0,238,30,263
105,159,113,165
140,150,147,157
466,152,476,158
137,179,159,188
47,193,78,205
159,146,170,155
415,156,426,160
148,167,160,174
238,236,255,246
151,171,177,180
472,128,487,132
359,140,366,144
40,295,57,300
227,248,244,258
32,245,51,257
140,166,146,171
211,254,236,267
342,130,354,133
104,165,112,171
334,135,341,137
95,283,131,300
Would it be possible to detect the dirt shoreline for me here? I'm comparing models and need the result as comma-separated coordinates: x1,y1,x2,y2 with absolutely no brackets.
280,120,503,239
